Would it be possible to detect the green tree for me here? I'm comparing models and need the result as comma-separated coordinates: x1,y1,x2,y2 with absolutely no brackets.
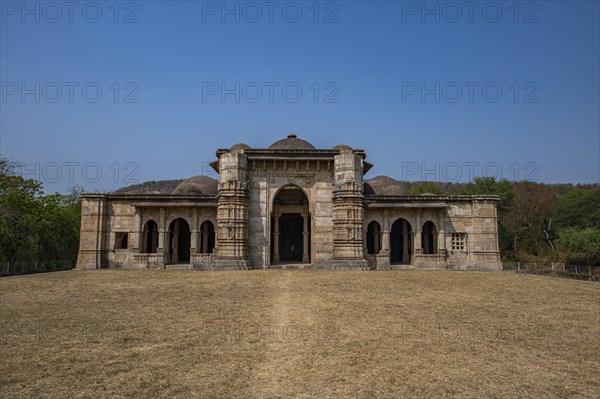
409,181,444,195
0,159,42,271
556,227,600,265
552,188,600,230
36,187,82,267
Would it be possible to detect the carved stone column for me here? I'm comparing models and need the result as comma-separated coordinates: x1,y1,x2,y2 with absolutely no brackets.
273,213,280,264
302,213,309,263
131,208,141,252
381,209,390,254
210,150,251,270
190,208,199,253
331,150,368,269
403,229,410,264
158,208,166,267
437,210,445,254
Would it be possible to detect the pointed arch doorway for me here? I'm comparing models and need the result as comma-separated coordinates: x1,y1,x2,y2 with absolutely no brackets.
167,218,191,264
271,185,310,265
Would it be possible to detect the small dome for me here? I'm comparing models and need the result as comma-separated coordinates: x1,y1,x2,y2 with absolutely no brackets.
172,175,218,195
268,134,316,150
230,143,251,152
383,185,407,196
420,192,436,196
364,176,407,196
332,144,353,151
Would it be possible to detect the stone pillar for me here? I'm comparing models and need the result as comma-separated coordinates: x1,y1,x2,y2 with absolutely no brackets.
190,209,199,253
132,208,141,252
381,230,390,252
211,150,251,269
331,150,368,269
302,213,309,263
381,209,390,254
158,208,166,266
172,228,179,264
415,210,422,251
201,227,209,253
437,210,445,254
273,213,280,264
402,229,410,264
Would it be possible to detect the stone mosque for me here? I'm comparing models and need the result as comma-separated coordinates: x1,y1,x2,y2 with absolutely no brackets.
76,135,501,270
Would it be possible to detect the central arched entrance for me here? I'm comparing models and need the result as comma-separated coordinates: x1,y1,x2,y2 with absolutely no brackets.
390,218,412,265
167,218,191,264
271,185,310,265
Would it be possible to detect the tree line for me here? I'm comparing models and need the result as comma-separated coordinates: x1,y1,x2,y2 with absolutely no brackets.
0,159,81,275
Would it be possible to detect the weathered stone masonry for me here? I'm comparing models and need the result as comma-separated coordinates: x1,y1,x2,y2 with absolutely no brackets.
77,135,501,271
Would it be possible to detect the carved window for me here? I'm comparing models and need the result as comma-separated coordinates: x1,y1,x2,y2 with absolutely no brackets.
451,233,466,251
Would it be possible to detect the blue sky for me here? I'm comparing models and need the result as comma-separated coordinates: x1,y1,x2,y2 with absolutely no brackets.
1,0,599,193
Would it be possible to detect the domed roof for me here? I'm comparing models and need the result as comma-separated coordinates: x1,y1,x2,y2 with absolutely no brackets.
364,176,407,196
268,134,316,150
230,143,251,151
172,175,218,195
384,185,408,196
332,144,353,151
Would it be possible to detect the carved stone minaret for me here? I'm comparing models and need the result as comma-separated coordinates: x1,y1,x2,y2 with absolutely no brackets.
331,149,369,269
211,148,251,269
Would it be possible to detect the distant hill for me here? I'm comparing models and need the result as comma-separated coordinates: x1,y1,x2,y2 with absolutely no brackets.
112,179,184,194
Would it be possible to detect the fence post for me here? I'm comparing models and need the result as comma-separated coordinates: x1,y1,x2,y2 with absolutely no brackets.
517,261,520,272
575,265,578,275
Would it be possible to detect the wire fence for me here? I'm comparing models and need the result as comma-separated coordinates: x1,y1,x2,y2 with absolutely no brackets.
502,261,600,281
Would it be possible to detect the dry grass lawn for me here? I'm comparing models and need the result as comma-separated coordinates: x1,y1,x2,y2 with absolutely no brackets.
0,270,598,398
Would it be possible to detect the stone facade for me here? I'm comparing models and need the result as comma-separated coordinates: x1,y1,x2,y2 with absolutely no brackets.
76,135,501,271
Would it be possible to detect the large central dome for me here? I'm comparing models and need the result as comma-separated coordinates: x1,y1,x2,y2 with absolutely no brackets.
268,134,316,150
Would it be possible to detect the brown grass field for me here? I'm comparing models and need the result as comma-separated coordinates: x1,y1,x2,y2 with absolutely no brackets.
0,270,598,399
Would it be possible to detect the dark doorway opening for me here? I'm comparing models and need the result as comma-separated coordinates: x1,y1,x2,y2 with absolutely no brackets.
168,218,191,263
422,221,437,254
199,221,215,254
279,213,303,262
390,218,412,265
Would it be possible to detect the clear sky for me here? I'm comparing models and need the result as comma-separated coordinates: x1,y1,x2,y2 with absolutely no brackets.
1,0,599,193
